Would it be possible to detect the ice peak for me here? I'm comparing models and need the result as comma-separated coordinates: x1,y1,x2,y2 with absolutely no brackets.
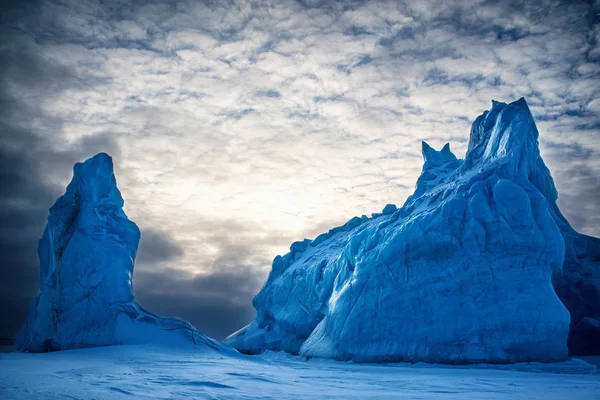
41,152,134,288
421,141,457,167
465,97,539,175
69,152,123,208
73,152,113,180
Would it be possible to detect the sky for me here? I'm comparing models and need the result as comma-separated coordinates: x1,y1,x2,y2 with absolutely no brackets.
1,0,599,341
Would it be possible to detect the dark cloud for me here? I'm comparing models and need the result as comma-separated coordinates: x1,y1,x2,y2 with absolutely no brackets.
134,265,264,340
541,140,600,237
136,229,184,266
554,163,600,237
0,22,72,339
132,219,287,339
130,211,310,339
0,21,177,339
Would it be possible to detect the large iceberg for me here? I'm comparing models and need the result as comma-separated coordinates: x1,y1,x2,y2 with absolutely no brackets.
17,153,229,353
227,98,600,363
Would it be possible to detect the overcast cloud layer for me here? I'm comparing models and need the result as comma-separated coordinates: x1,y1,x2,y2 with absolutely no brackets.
1,0,599,340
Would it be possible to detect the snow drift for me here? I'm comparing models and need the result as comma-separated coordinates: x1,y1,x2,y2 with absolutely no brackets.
227,98,600,363
16,153,229,353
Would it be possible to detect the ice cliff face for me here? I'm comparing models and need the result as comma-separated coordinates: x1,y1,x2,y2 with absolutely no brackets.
17,153,229,353
227,98,600,363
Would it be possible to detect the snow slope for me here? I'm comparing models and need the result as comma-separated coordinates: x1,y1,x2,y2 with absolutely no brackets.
1,345,599,399
228,98,600,363
16,153,230,353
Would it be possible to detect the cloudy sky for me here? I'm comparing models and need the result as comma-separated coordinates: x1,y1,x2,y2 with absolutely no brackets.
1,0,599,340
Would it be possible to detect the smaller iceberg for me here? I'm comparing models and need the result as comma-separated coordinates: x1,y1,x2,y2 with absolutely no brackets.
17,153,230,353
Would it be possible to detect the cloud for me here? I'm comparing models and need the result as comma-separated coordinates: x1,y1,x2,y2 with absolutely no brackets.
542,141,600,237
555,165,600,237
0,26,125,338
1,0,599,340
133,245,266,340
0,23,189,338
136,229,184,266
131,217,299,339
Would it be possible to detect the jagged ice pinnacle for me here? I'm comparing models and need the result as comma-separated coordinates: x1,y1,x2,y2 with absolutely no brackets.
17,153,231,353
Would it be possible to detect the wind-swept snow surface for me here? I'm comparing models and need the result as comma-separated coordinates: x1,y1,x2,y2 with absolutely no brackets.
16,153,230,353
228,98,600,363
1,345,599,399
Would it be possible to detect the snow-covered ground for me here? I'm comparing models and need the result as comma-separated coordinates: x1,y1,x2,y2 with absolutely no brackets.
1,345,599,399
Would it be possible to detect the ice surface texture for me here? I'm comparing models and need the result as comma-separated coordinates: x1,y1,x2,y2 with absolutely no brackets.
16,153,229,353
228,98,600,363
2,345,599,400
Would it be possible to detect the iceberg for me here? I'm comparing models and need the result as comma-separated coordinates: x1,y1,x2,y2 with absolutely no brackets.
227,98,600,363
16,153,230,353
